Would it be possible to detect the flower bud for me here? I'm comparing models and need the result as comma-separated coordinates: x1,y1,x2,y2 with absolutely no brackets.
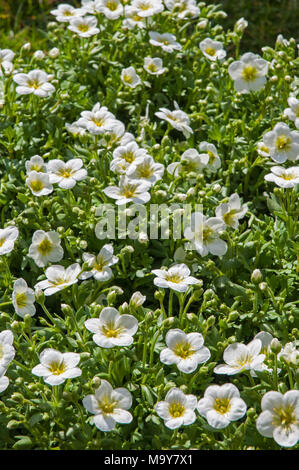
35,287,45,304
154,290,165,301
138,232,149,244
130,291,146,308
119,302,129,315
33,50,45,60
270,338,281,354
251,269,262,284
92,376,101,389
49,47,59,58
259,282,267,291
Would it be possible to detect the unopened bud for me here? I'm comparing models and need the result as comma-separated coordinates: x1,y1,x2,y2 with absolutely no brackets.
251,269,262,284
270,338,281,354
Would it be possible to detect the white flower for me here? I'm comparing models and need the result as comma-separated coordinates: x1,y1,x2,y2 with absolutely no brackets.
103,176,151,205
200,38,226,61
84,307,138,348
28,230,64,268
68,16,100,37
143,57,166,75
228,52,269,93
35,263,81,296
26,171,53,196
264,166,299,188
214,339,266,376
111,141,148,175
235,17,248,32
155,388,197,429
0,373,9,393
167,149,204,177
184,212,227,257
25,155,47,174
83,379,133,432
257,141,270,157
155,105,193,138
160,329,210,373
79,244,118,281
32,349,81,386
33,50,45,60
126,155,164,184
278,342,299,366
121,67,141,88
197,384,247,429
47,158,87,189
256,390,299,447
164,0,200,19
0,226,19,255
131,0,164,17
254,331,274,355
12,278,36,318
13,69,55,97
51,4,85,22
149,31,182,53
284,96,299,129
198,142,221,172
96,0,124,19
130,291,146,308
0,330,15,376
77,102,116,135
0,49,14,76
152,263,199,292
216,193,248,229
263,123,299,163
123,6,148,29
66,121,87,136
49,47,60,59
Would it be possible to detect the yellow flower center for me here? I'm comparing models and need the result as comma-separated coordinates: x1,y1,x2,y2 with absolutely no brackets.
28,79,40,89
58,167,73,178
169,402,185,418
147,63,158,73
30,179,44,192
49,361,66,375
275,135,291,151
101,322,123,338
53,277,66,286
92,117,105,127
214,397,231,414
16,292,27,309
106,1,118,10
273,406,297,429
280,173,296,181
78,24,90,32
173,341,194,359
205,47,216,57
207,151,216,164
122,183,137,198
0,345,3,360
94,256,107,272
122,151,135,163
165,273,184,284
202,226,213,242
63,10,73,16
132,14,142,21
242,65,258,82
38,238,53,256
0,237,5,247
137,163,153,178
123,74,133,84
236,354,252,367
99,398,117,414
223,209,238,226
30,164,43,172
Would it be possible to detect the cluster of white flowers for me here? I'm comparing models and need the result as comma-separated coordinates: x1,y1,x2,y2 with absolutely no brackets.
25,154,87,196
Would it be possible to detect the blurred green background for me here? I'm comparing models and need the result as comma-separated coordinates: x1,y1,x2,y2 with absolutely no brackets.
0,0,298,51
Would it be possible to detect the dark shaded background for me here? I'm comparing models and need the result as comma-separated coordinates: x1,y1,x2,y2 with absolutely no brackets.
0,0,298,52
